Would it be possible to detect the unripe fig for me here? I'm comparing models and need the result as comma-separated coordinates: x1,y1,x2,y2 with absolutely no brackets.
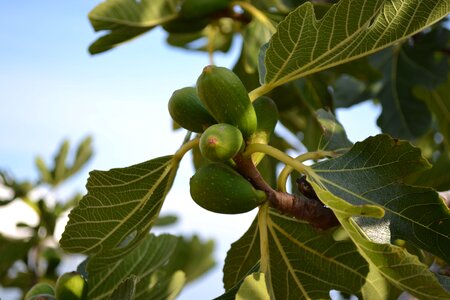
168,87,216,132
247,96,279,165
197,65,257,138
25,282,55,300
200,123,244,162
181,0,230,19
190,163,267,214
55,272,87,300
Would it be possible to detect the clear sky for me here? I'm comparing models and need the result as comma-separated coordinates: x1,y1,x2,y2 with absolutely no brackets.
0,2,381,299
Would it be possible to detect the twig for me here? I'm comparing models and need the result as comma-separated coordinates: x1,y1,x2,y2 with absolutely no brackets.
233,154,339,230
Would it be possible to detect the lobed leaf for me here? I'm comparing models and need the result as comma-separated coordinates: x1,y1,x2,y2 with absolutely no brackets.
312,134,450,263
60,155,175,270
222,211,389,299
263,0,450,89
314,184,450,299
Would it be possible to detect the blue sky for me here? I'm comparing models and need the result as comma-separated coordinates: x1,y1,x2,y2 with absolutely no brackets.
0,2,381,299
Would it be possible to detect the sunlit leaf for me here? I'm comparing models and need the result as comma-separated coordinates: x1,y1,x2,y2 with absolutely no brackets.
312,134,450,262
262,0,449,89
223,211,390,299
266,212,372,299
60,155,175,271
313,184,450,299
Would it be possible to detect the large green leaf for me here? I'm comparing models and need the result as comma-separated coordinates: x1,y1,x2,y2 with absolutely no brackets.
262,0,449,89
313,185,450,299
88,0,179,54
60,155,175,270
312,134,450,263
87,234,182,300
266,212,373,299
223,211,392,299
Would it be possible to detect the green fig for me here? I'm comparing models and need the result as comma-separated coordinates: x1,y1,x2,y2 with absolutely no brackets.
200,123,244,162
168,86,216,132
190,162,266,214
197,65,257,138
55,272,87,300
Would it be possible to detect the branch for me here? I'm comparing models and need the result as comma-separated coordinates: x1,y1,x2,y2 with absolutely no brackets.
233,154,339,230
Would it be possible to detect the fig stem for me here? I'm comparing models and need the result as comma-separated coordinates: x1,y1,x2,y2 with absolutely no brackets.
258,202,270,274
234,153,339,230
277,150,336,192
174,137,199,163
243,143,313,176
248,84,274,102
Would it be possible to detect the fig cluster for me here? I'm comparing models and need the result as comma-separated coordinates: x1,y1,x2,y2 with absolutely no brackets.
168,65,278,214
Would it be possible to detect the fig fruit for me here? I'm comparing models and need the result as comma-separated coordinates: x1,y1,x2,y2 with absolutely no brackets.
181,0,230,19
197,65,257,138
25,282,55,300
247,96,279,165
200,123,243,162
168,87,216,132
190,162,266,214
55,272,87,300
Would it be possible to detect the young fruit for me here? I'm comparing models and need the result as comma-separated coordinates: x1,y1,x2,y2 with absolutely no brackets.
197,65,257,138
168,87,216,132
200,123,243,162
25,282,55,300
190,162,267,214
181,0,230,19
247,96,279,165
55,272,87,300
